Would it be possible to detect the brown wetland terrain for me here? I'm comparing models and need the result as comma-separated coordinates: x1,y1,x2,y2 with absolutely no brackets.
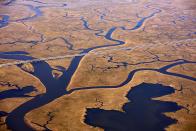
0,0,196,131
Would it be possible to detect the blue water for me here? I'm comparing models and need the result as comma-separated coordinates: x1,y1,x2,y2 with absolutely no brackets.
121,10,161,30
0,51,29,55
84,83,182,131
0,15,9,28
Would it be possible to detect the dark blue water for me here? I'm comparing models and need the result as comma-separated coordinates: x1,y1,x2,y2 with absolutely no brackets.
0,86,37,100
0,53,33,60
0,111,8,117
0,15,9,28
84,83,182,131
0,51,29,55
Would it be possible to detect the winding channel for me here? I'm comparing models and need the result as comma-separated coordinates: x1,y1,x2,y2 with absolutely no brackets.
0,1,67,28
0,4,195,131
